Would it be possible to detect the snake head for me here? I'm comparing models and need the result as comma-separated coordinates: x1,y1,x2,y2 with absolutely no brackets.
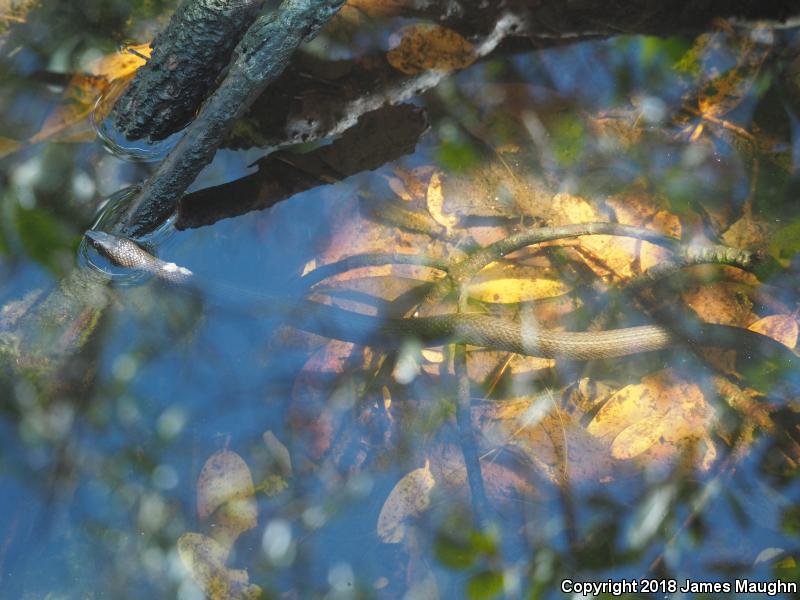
84,230,118,257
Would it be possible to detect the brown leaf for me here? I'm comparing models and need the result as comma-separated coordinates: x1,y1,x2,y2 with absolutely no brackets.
0,0,39,35
695,26,773,119
721,213,775,249
177,533,262,600
477,395,613,484
426,171,458,233
682,282,757,327
748,315,798,349
465,349,554,383
429,444,538,504
317,196,443,270
387,24,476,75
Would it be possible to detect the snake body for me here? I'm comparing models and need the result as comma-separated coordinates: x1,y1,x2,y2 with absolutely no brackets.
84,230,684,359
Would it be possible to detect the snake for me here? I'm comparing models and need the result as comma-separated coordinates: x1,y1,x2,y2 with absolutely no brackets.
83,230,793,362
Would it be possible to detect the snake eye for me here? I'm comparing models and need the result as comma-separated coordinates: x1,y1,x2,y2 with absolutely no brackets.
84,231,103,250
84,230,116,258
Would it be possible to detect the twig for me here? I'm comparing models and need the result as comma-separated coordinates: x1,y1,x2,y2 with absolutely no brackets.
425,222,690,306
298,253,449,289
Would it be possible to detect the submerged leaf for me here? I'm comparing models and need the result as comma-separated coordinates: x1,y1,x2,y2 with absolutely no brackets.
587,370,715,467
262,430,293,478
748,315,798,349
177,533,262,600
551,193,639,280
467,262,570,304
387,24,476,75
377,462,436,543
427,171,458,234
28,43,151,147
0,136,21,159
197,450,258,550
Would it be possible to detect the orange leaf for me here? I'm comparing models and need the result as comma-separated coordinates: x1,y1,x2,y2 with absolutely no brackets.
29,43,151,146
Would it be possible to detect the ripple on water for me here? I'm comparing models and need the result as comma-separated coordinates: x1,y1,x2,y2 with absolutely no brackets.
91,83,185,163
81,186,177,285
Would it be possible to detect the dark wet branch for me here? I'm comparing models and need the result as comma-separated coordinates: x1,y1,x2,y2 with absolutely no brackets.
622,245,765,295
176,103,429,229
110,0,265,142
115,0,346,237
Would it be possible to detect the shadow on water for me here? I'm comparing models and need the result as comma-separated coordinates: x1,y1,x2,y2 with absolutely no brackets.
0,3,800,599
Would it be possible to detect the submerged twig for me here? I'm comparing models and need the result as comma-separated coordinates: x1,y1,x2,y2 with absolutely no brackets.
298,253,449,290
454,283,491,529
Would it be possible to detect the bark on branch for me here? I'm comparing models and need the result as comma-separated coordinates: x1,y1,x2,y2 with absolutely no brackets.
114,0,346,237
111,0,264,142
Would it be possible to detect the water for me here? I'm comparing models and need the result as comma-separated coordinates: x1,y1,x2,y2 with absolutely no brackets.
1,5,800,600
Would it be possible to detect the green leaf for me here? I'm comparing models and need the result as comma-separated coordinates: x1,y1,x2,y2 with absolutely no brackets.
467,570,503,600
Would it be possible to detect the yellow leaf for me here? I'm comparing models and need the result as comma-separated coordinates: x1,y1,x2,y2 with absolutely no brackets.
426,171,457,233
605,193,681,271
609,415,669,460
588,370,714,467
421,348,444,363
387,24,476,75
551,193,638,279
467,262,570,303
748,315,798,349
377,462,436,543
88,42,151,79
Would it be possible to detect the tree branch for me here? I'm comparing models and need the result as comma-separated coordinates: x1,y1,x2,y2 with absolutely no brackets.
110,0,264,142
115,0,346,237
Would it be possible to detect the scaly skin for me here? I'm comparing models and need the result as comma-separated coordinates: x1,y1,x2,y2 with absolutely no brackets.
84,230,684,359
